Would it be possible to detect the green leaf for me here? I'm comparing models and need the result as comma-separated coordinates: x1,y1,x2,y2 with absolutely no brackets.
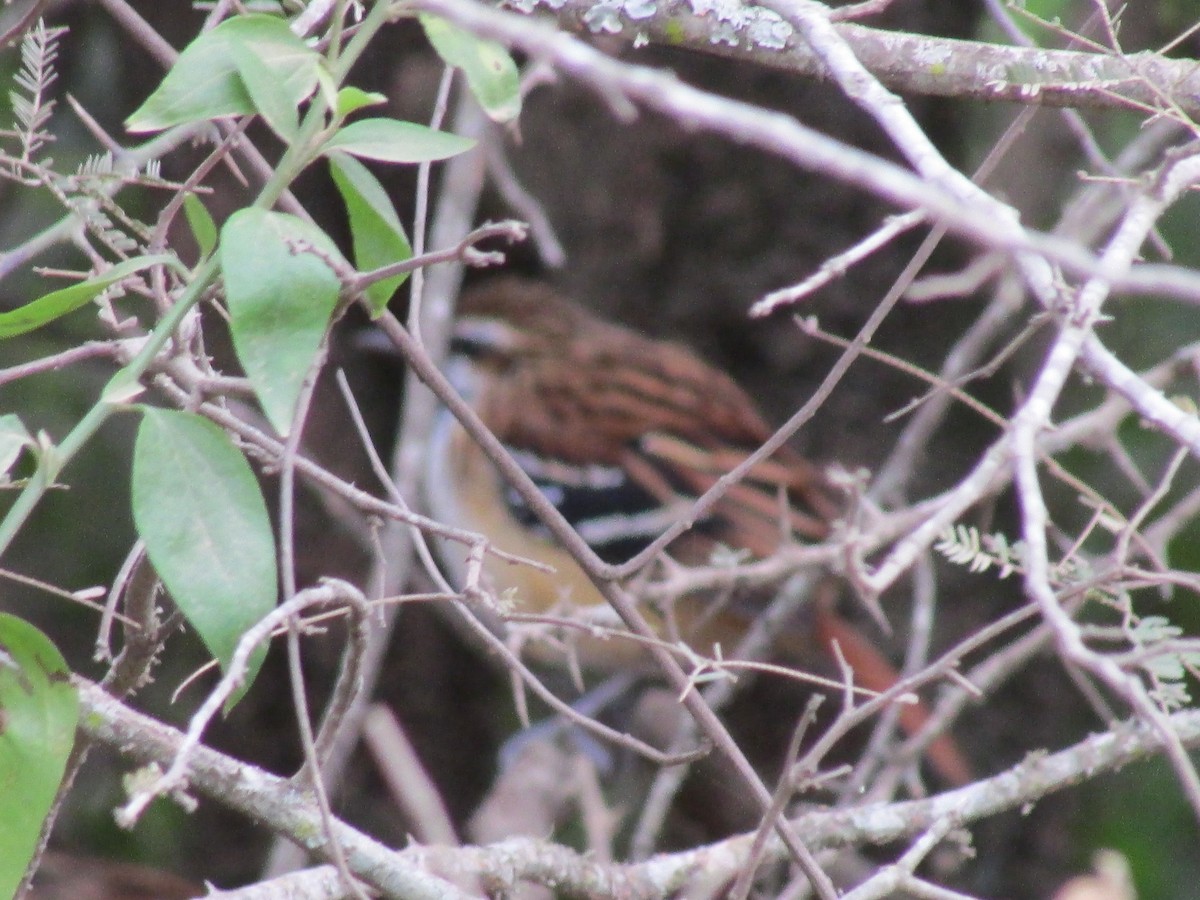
336,86,387,119
126,15,319,133
132,408,276,696
183,194,218,260
419,15,521,123
0,415,32,482
321,118,475,164
328,152,411,315
0,615,78,899
0,255,177,339
219,209,343,435
230,38,299,142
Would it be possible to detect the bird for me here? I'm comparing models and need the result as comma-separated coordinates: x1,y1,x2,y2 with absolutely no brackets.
423,276,970,786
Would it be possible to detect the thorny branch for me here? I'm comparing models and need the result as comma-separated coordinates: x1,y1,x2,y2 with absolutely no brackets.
76,677,1200,897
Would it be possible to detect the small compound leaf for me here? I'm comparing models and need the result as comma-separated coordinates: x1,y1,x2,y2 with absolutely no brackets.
328,152,411,315
321,118,475,164
219,209,343,435
132,408,275,696
0,255,177,339
420,15,521,122
183,194,218,260
126,15,319,133
0,614,78,899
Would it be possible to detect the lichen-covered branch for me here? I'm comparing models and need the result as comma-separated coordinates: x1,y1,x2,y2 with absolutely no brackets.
77,675,1200,897
519,0,1200,114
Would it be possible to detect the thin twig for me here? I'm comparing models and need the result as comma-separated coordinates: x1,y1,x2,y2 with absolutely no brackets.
348,219,528,293
116,580,368,827
286,621,369,900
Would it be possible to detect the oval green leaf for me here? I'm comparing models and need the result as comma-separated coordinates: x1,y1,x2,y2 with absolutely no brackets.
183,194,218,260
0,614,78,898
230,38,299,142
321,118,475,164
126,15,319,133
419,14,521,123
0,254,177,339
328,152,412,315
219,209,342,436
132,408,276,692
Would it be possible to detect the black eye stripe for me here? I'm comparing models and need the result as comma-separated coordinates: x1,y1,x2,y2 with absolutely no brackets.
499,444,714,564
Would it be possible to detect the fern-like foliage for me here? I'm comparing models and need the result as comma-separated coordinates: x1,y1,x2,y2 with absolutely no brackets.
74,152,170,186
10,20,67,164
937,524,1092,585
1128,615,1200,710
76,152,118,179
52,155,174,258
940,524,1199,711
935,524,1025,578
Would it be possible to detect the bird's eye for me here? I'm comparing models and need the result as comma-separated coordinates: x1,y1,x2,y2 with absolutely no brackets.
450,316,521,364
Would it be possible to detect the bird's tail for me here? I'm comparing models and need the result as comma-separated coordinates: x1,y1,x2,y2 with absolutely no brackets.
780,584,972,787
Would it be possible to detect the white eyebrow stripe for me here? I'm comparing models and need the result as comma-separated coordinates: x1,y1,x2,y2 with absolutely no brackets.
508,447,628,490
572,504,689,548
452,315,520,353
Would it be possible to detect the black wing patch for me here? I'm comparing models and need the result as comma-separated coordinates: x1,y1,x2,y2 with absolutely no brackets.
502,445,711,564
